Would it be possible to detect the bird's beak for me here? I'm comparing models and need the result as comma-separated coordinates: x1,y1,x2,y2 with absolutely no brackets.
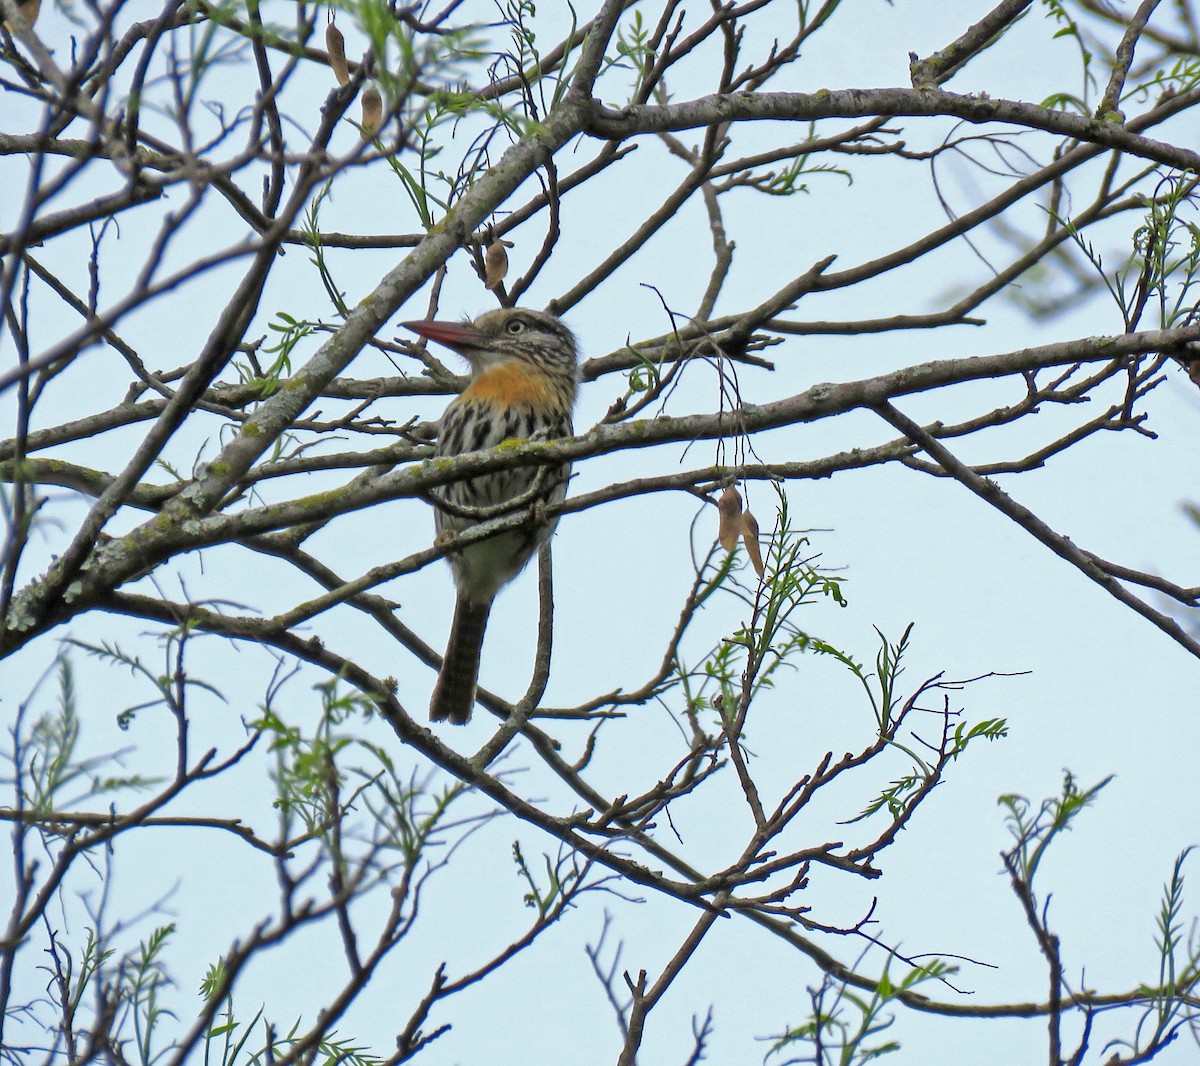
402,319,485,351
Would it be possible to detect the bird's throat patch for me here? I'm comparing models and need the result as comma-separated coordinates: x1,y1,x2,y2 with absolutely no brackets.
460,360,556,408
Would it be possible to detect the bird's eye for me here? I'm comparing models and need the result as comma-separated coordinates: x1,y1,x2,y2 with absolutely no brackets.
506,318,526,334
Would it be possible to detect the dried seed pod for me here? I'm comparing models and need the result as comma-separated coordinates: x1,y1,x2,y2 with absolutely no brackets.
4,0,39,30
361,86,383,135
484,239,509,290
717,485,742,551
326,22,350,86
741,509,765,578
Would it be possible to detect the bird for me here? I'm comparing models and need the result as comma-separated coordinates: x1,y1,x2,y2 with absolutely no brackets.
403,308,579,724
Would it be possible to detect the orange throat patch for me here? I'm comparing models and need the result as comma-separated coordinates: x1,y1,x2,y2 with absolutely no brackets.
460,360,557,409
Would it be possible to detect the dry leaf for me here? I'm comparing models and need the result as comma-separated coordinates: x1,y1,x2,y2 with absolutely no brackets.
717,485,742,551
361,86,383,135
326,22,350,86
741,509,765,578
484,239,510,290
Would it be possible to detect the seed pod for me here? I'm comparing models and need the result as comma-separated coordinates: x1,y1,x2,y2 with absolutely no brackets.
717,485,742,551
741,509,765,578
361,86,383,135
484,239,509,290
326,22,350,86
4,0,39,30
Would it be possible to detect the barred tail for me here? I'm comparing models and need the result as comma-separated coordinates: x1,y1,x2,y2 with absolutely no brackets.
430,595,492,724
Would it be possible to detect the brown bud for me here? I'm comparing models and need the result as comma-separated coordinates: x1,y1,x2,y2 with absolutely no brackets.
741,509,765,578
484,239,510,290
361,86,383,135
326,22,350,86
717,485,742,551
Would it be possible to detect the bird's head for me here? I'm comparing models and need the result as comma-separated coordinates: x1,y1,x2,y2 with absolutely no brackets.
403,308,578,378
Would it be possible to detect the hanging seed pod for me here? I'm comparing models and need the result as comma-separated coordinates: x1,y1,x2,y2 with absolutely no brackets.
4,0,39,30
326,22,350,87
740,509,765,578
361,86,383,135
484,239,510,290
717,485,743,551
